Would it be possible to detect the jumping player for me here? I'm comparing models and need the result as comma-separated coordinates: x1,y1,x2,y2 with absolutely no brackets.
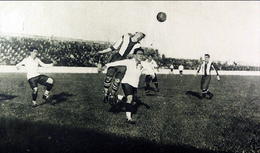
195,54,220,99
16,47,55,106
144,54,159,93
98,32,146,104
105,48,154,124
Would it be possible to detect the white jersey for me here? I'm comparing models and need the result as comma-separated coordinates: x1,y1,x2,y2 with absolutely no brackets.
178,65,184,71
106,58,154,88
17,56,50,80
145,59,158,73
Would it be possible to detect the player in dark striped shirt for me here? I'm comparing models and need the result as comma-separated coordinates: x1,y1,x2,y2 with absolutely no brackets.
195,54,220,99
98,32,146,104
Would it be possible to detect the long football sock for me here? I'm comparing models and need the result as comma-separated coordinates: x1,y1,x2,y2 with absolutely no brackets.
32,93,37,101
103,79,111,95
111,82,119,96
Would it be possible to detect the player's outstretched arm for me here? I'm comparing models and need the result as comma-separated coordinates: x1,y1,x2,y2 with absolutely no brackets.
99,35,124,54
106,59,128,67
212,63,220,81
98,48,112,54
39,59,54,68
16,60,25,70
195,68,200,77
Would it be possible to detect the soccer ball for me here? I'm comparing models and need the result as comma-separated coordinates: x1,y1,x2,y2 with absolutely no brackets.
157,12,167,22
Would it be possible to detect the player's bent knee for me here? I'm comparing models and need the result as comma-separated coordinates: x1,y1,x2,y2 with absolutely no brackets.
114,78,121,84
126,95,133,104
32,87,38,94
47,78,54,84
105,76,113,82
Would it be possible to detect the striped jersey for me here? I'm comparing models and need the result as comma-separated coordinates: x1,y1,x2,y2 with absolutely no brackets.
197,61,219,76
110,33,141,59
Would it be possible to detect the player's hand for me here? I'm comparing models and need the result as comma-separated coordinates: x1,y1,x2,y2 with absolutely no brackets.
194,72,198,77
101,65,107,71
16,66,20,70
217,75,220,81
98,50,104,54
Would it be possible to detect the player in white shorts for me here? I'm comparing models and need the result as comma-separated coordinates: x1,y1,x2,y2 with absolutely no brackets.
16,47,56,106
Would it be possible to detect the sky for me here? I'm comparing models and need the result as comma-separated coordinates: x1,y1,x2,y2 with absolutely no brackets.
0,1,260,66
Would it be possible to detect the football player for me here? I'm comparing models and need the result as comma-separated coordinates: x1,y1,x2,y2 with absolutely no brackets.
144,54,159,93
178,64,184,76
169,64,174,74
98,32,146,104
104,48,154,124
195,54,220,99
16,47,56,106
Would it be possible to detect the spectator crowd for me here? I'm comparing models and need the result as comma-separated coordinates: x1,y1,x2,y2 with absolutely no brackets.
0,35,112,67
0,34,259,71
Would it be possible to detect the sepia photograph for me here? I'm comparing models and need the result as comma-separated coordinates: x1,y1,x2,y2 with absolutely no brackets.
0,1,260,153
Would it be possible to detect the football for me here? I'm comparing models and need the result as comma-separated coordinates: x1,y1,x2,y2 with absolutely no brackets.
157,12,167,22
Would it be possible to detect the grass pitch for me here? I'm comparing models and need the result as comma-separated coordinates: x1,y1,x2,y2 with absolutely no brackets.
0,73,260,153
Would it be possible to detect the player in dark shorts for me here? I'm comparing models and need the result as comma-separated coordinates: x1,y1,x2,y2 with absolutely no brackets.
98,32,146,104
144,54,160,93
105,48,154,124
16,47,56,106
195,54,220,99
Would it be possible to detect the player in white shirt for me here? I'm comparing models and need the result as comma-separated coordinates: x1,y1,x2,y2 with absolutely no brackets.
178,64,184,76
98,32,146,104
16,47,55,106
105,48,154,124
169,64,174,74
144,54,159,93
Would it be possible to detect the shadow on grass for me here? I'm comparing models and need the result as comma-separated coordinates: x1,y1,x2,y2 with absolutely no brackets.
139,86,159,96
50,92,74,105
0,94,17,101
108,98,150,114
0,117,226,153
37,92,74,106
185,91,202,99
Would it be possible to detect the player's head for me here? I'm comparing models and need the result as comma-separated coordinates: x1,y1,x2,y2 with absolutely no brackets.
205,54,210,62
29,47,38,59
133,48,144,62
148,54,153,61
132,32,146,42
